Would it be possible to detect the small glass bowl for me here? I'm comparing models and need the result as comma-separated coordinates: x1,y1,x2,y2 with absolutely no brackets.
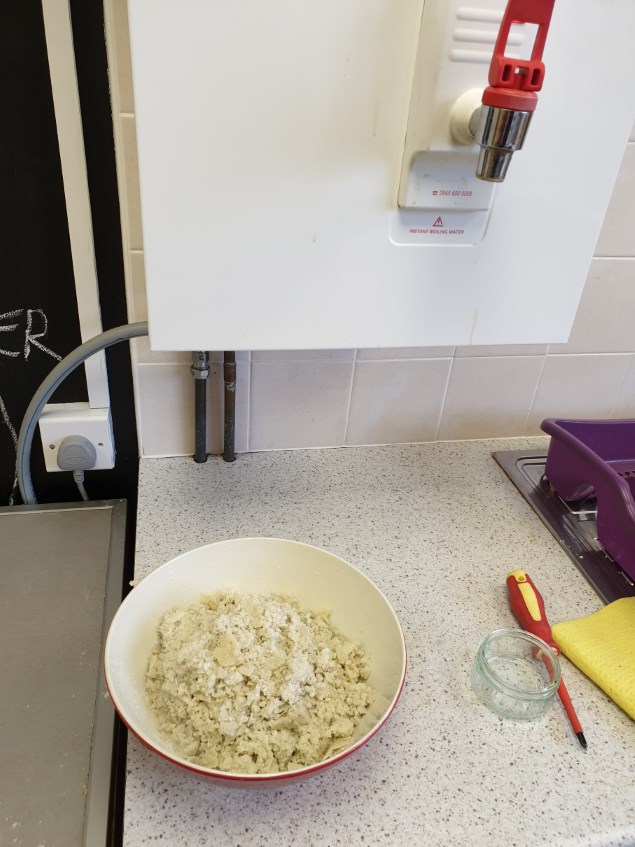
471,628,561,721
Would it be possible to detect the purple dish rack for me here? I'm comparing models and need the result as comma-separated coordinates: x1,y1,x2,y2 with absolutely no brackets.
541,418,635,582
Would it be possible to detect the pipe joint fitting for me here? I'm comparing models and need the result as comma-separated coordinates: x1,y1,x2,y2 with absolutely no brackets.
191,351,210,380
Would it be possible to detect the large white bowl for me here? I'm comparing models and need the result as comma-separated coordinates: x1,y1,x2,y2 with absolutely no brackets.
105,537,406,785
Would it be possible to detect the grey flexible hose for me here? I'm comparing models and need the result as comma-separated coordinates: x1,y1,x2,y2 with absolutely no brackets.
17,321,149,505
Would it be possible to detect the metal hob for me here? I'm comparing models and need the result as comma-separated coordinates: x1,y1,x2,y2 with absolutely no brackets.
494,449,635,605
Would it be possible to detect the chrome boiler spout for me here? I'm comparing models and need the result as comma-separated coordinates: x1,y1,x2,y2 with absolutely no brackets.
473,105,534,182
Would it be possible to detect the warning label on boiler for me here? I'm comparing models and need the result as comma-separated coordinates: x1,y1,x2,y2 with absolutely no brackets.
408,224,465,236
390,209,487,245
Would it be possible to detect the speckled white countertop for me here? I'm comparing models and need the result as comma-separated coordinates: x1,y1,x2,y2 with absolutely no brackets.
125,438,635,847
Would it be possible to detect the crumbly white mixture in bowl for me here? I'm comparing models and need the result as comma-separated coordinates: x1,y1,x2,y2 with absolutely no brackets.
145,591,374,774
105,537,406,785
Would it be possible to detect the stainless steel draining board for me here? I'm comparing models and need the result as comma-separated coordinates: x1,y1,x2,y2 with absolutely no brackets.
494,449,635,605
0,500,127,847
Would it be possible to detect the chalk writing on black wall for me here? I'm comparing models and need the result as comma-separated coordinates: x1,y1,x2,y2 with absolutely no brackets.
1,309,61,504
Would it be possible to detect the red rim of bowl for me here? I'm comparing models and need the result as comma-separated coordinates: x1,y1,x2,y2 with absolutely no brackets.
109,657,406,782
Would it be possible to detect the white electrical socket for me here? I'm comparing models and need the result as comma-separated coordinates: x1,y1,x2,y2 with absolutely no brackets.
39,402,115,472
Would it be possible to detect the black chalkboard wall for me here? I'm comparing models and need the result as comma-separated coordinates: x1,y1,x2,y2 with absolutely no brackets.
1,3,138,510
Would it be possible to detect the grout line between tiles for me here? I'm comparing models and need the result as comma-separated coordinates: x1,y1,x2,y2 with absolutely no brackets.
609,352,635,417
433,357,455,441
353,354,455,363
342,353,358,446
545,350,635,358
245,359,252,453
589,255,635,261
522,352,549,435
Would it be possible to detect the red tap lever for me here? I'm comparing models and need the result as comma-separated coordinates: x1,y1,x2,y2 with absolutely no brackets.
506,570,587,750
473,0,556,180
483,0,556,113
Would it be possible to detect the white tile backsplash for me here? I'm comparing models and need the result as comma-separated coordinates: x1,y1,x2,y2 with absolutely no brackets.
134,339,191,364
136,361,250,456
437,356,545,441
612,355,635,417
106,4,635,457
136,363,195,456
549,259,635,354
135,342,249,366
454,344,548,358
357,347,455,360
346,358,451,446
252,350,355,363
525,354,632,434
249,361,354,450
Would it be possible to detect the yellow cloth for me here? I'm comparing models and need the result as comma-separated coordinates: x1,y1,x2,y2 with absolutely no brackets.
552,597,635,721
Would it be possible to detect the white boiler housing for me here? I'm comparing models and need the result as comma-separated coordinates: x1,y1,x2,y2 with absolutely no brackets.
127,0,635,351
